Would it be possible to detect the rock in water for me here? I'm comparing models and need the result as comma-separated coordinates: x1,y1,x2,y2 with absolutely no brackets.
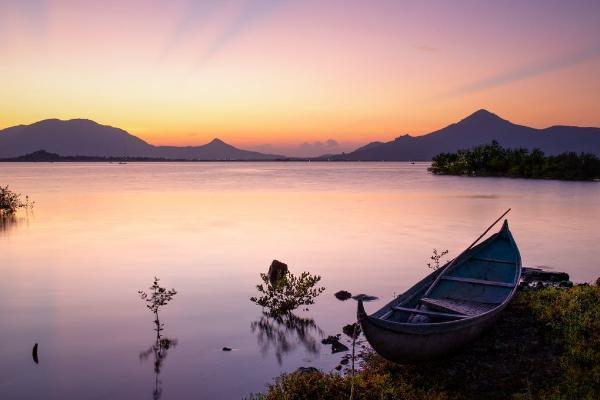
268,260,288,285
321,335,349,353
334,290,352,301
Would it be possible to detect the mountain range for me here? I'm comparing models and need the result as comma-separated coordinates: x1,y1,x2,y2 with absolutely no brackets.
1,110,599,160
324,109,600,160
0,119,282,160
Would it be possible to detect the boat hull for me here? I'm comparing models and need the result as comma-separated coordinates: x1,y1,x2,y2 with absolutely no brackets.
358,300,505,362
357,220,521,363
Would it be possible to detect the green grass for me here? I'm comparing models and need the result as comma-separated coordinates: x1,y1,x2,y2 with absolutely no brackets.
250,284,600,400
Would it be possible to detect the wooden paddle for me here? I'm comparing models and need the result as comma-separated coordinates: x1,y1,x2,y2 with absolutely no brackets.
421,208,512,299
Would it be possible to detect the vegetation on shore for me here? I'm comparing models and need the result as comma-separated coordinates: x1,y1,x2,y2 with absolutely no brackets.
0,185,34,215
251,284,600,399
429,142,600,181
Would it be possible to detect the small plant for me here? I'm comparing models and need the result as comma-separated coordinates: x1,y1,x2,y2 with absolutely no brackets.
250,271,325,315
138,277,179,400
427,248,449,270
138,277,178,335
0,185,34,215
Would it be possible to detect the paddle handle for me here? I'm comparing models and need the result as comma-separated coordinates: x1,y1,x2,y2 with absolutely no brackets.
464,208,511,253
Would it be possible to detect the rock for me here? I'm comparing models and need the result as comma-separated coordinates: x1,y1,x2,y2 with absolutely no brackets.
520,267,573,290
268,260,288,285
334,290,352,301
351,294,379,302
222,347,232,351
335,365,342,371
340,358,349,365
296,367,319,374
342,323,361,338
521,267,569,283
321,335,349,353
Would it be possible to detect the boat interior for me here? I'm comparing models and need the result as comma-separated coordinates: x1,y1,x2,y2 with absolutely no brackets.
382,226,520,324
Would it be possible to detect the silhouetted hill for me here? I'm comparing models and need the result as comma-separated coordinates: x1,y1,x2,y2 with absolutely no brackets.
0,119,282,160
326,109,600,161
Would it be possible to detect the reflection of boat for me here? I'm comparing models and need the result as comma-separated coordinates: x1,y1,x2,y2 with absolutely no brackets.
251,312,323,364
358,219,521,363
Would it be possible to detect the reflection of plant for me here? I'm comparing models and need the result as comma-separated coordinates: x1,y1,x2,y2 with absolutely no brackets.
427,248,449,270
138,277,178,400
251,311,323,365
138,277,178,335
140,337,178,400
0,185,33,215
250,271,325,315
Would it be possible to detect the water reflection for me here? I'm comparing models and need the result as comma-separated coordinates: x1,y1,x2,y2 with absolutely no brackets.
139,336,178,400
0,214,19,233
251,311,323,365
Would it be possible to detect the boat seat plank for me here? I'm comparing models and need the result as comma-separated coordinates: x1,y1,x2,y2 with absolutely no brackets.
441,275,515,287
472,257,515,264
421,297,497,316
391,305,468,319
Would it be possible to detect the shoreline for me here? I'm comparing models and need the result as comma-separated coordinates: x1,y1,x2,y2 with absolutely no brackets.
252,273,600,400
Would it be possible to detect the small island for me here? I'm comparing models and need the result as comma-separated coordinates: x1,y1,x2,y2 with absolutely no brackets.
429,142,600,181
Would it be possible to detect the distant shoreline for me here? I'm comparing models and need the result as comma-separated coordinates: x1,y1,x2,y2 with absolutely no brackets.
0,150,429,163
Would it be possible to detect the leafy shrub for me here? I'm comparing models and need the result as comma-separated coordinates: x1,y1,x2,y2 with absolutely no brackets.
0,185,33,215
427,248,449,270
138,277,178,334
250,271,325,315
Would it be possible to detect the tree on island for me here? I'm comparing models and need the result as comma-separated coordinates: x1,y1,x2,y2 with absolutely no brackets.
429,141,600,181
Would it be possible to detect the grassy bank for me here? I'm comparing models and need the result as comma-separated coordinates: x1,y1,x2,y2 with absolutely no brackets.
429,142,600,181
251,284,600,399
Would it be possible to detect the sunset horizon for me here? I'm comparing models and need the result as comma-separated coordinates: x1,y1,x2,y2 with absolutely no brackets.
2,0,599,156
2,2,599,399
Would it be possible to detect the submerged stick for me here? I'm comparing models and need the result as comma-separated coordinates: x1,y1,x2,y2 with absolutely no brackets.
32,343,38,364
349,321,358,400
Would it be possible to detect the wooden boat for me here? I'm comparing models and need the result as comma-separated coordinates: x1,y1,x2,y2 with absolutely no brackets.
357,219,521,363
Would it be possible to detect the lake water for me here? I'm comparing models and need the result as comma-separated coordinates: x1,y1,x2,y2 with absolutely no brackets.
1,162,599,399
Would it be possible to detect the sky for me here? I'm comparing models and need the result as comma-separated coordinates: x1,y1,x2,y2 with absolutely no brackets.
1,0,599,156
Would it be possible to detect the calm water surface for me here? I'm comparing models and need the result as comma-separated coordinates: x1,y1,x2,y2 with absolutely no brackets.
1,162,599,399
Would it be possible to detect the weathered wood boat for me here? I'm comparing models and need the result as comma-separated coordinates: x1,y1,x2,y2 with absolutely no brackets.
358,218,521,363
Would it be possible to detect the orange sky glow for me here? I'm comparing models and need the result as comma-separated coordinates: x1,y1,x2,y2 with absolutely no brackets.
1,0,599,156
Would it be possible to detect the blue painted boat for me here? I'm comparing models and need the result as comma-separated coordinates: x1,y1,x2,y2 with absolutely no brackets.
357,219,521,363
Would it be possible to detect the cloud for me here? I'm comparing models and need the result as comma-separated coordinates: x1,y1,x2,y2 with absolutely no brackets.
196,0,289,65
158,1,219,61
445,45,600,97
416,45,439,53
299,139,338,151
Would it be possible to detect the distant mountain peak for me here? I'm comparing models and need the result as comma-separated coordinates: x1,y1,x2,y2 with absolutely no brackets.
208,138,226,145
458,109,508,125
